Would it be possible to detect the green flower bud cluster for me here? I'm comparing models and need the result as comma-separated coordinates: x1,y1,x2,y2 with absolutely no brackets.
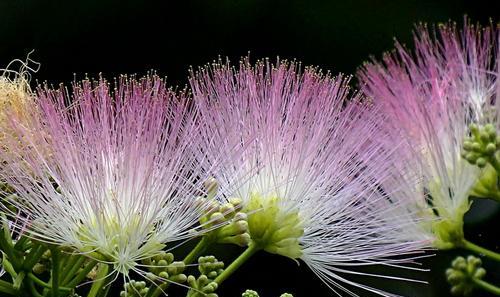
198,255,224,279
197,195,251,247
463,124,499,168
120,280,149,297
446,255,486,296
241,289,294,297
186,256,224,297
242,289,260,297
216,208,251,247
142,251,187,284
187,275,218,297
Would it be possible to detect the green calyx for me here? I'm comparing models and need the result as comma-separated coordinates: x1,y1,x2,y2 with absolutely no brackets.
432,218,465,250
245,193,304,259
426,180,469,250
446,255,486,296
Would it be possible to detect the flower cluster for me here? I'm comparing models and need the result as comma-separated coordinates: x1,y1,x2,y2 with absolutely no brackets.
0,19,499,297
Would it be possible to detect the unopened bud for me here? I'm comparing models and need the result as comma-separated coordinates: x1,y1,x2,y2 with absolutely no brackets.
204,177,219,198
220,203,235,218
210,212,226,225
472,142,482,152
465,152,477,163
171,273,187,283
159,271,169,279
187,275,196,286
467,255,481,268
476,157,487,168
480,131,490,142
198,274,209,286
485,143,496,155
470,124,479,135
234,212,247,221
463,141,473,151
228,197,244,211
242,290,260,297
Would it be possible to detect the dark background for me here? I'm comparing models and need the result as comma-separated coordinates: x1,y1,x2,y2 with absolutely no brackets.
1,1,499,296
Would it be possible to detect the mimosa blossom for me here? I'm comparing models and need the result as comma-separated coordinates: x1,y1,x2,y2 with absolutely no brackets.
191,59,429,297
357,21,499,249
0,75,213,276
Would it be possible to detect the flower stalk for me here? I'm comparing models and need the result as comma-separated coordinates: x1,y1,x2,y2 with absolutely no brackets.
462,240,500,262
214,243,259,285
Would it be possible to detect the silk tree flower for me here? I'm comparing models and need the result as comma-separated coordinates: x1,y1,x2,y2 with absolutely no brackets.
357,21,499,249
190,59,430,297
0,57,42,145
0,75,214,277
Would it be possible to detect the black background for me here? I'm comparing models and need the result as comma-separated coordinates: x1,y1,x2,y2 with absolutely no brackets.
1,1,499,296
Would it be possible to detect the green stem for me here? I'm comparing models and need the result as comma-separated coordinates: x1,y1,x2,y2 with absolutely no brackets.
27,278,44,297
2,257,18,280
86,264,109,297
183,237,211,265
214,244,260,285
146,282,169,297
0,220,21,270
66,260,98,288
27,273,72,292
13,236,29,251
13,271,25,290
51,248,60,297
0,279,17,295
463,239,500,262
23,244,47,271
473,278,500,295
96,281,112,297
28,273,51,289
489,156,500,175
61,255,86,285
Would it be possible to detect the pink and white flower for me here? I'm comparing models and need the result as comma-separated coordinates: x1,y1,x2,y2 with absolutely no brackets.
190,59,429,297
0,75,212,276
357,21,499,249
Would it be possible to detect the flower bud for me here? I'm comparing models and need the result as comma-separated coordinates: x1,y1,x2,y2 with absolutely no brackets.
485,143,496,155
476,157,487,168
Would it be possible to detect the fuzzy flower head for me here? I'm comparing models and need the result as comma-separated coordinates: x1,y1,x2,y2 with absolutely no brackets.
0,75,211,276
191,59,429,296
357,20,499,249
0,56,41,143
